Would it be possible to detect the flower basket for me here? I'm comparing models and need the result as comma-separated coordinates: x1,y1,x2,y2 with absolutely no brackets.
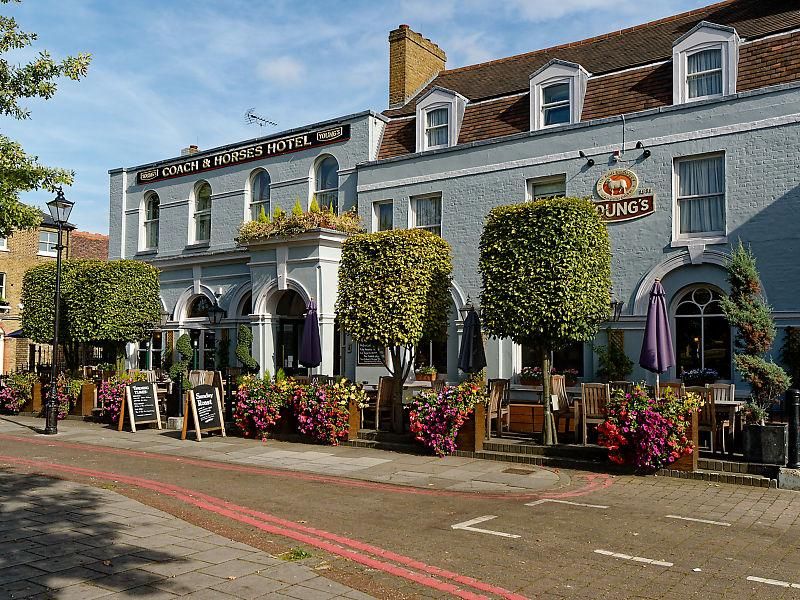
519,377,542,386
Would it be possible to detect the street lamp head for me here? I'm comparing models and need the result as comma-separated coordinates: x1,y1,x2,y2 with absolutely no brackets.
459,295,476,320
609,299,624,322
158,309,171,328
47,187,74,224
208,303,226,325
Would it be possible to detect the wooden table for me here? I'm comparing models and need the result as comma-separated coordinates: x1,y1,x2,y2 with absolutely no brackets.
715,399,744,452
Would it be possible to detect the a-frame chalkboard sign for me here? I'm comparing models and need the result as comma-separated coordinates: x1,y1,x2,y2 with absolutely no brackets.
181,384,226,441
119,381,163,432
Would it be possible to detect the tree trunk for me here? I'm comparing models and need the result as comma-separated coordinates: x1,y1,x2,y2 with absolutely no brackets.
541,346,557,445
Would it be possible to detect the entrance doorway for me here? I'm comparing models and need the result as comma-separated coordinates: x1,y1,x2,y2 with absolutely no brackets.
274,290,306,376
188,329,216,371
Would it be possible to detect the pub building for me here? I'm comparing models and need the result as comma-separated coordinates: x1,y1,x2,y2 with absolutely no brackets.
110,0,800,393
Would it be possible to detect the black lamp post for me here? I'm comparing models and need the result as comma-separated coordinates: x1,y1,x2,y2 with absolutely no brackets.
609,299,624,323
208,303,226,326
43,187,73,435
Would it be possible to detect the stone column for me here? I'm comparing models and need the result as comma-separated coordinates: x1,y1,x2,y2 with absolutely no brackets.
252,314,274,378
318,313,336,376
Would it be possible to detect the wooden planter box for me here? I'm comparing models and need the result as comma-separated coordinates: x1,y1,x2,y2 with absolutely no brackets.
671,411,699,472
455,403,485,452
415,373,436,382
347,399,361,441
519,378,542,386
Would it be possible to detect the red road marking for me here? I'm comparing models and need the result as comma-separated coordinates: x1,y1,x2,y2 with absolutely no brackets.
0,433,612,500
0,454,528,600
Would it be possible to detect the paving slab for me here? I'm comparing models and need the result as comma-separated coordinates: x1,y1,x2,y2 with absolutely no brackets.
0,471,373,600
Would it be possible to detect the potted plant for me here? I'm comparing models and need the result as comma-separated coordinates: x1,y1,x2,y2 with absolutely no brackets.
681,368,718,386
594,331,634,382
519,366,543,386
722,243,791,465
561,368,580,387
415,365,437,382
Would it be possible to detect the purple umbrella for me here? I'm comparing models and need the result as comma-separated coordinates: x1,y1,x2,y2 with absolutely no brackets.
299,300,322,369
639,279,675,394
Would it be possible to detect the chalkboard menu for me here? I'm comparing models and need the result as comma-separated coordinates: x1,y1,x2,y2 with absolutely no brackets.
357,342,385,366
119,382,162,432
181,384,226,441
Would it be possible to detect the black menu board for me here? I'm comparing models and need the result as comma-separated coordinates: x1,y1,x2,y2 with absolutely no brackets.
357,342,385,366
119,382,162,432
181,384,226,441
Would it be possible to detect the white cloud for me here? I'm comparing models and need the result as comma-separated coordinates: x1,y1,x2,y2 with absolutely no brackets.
257,56,307,85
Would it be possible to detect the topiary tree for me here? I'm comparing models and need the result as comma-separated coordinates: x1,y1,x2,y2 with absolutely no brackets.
722,242,790,424
336,229,452,405
168,333,192,386
22,259,161,371
480,198,611,445
236,324,259,374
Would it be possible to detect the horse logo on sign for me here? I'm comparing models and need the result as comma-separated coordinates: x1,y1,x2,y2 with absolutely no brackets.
596,168,639,200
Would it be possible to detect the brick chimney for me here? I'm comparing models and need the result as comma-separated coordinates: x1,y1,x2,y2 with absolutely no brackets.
388,25,446,108
181,144,199,156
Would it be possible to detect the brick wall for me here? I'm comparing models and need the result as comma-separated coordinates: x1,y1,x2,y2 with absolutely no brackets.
388,25,446,108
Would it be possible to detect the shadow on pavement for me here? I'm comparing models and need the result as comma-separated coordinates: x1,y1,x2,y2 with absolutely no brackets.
0,467,191,597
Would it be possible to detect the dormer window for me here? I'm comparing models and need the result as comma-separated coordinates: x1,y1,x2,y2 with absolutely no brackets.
529,59,588,131
415,87,466,153
673,21,739,105
425,107,449,149
542,83,570,126
686,49,722,99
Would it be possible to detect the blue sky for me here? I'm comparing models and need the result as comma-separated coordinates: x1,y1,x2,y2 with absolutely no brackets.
4,0,708,234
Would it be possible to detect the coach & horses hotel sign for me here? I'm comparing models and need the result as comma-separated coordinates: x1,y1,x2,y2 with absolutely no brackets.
137,124,351,185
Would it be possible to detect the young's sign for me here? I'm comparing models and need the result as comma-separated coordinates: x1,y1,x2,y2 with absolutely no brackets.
594,168,655,223
137,124,351,185
594,195,655,223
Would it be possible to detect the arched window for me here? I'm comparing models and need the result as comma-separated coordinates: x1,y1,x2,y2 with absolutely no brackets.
143,193,159,250
674,286,731,379
239,292,252,316
250,170,271,220
194,182,212,242
314,156,339,213
187,295,212,318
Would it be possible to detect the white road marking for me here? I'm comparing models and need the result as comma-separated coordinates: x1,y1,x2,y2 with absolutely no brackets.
451,515,521,539
665,515,731,527
594,549,673,567
525,498,609,509
747,576,800,589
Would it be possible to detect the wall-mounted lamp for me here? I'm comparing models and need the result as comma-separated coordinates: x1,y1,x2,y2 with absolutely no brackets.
609,299,624,322
635,141,651,159
578,150,594,167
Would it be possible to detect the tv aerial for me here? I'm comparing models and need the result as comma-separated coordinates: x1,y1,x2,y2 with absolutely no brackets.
244,108,277,128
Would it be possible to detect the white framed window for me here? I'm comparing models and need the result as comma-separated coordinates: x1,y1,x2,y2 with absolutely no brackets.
250,169,271,220
143,192,159,250
0,272,6,300
424,107,449,149
529,60,589,131
686,48,722,100
414,87,467,153
541,83,570,127
38,230,58,256
674,154,725,240
373,200,393,232
193,182,212,243
0,237,7,251
314,156,339,213
412,194,442,236
527,175,566,201
672,21,739,105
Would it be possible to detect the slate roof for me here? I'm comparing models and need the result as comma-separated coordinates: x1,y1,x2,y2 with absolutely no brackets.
378,0,800,160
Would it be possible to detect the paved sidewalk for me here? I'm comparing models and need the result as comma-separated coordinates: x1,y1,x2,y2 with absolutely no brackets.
0,416,564,494
0,471,373,600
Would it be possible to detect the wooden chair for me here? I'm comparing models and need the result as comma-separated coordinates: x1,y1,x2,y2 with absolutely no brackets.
485,379,510,438
374,376,395,431
431,379,446,394
551,375,573,438
709,383,735,452
293,375,311,385
659,381,685,399
692,385,721,453
577,383,610,445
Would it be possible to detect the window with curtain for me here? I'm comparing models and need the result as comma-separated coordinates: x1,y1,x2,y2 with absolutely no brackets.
374,200,393,231
0,272,6,300
413,195,442,236
676,154,725,236
528,175,566,201
0,237,7,250
194,182,212,242
250,170,271,220
425,107,449,149
144,193,159,249
315,156,339,213
675,286,731,379
542,83,570,126
686,48,722,99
